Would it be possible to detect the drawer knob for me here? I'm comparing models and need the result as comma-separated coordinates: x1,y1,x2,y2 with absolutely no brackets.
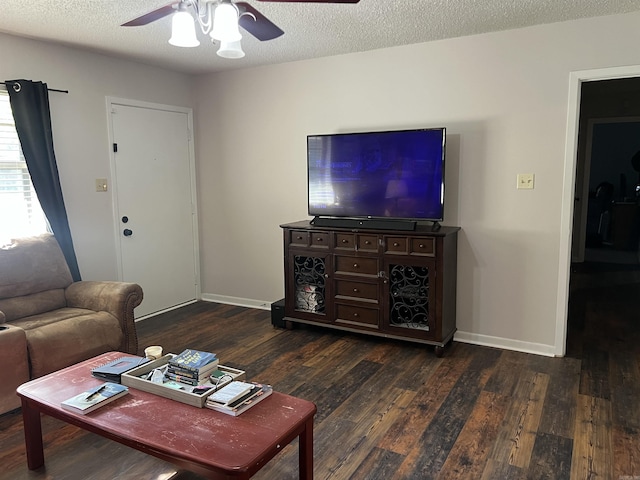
364,240,371,245
353,263,359,268
296,236,302,240
353,313,359,318
353,288,359,293
342,239,348,243
393,242,399,247
419,244,425,248
317,237,323,242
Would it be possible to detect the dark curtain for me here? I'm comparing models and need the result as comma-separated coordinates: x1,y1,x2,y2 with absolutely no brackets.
5,79,81,281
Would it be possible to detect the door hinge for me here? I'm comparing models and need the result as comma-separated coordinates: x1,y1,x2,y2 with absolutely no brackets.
113,143,118,153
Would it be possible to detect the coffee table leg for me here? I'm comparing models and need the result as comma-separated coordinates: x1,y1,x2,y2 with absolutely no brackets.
21,398,45,470
299,417,314,480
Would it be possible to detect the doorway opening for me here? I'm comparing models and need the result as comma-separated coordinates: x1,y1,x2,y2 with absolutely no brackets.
566,76,640,357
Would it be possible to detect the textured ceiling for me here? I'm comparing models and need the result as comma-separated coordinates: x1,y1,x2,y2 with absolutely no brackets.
2,0,640,75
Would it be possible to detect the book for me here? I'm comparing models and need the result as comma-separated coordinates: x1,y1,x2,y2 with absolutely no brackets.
168,349,218,373
167,361,219,379
61,382,129,414
206,384,273,416
92,356,150,383
207,381,255,406
165,372,208,386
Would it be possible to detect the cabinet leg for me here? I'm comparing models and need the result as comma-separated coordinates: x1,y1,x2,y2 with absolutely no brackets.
434,345,445,358
285,320,294,330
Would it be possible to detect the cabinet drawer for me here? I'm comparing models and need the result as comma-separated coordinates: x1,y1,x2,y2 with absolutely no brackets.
289,230,309,247
357,234,379,252
335,233,355,250
336,303,379,328
335,256,379,276
335,279,378,302
410,237,436,256
384,236,408,254
310,232,330,248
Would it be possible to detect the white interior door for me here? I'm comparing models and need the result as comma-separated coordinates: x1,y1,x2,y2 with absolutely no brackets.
109,100,198,318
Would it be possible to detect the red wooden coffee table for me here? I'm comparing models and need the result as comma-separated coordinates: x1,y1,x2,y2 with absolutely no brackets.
17,352,316,479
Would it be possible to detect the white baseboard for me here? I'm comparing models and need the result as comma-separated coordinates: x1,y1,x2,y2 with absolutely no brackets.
201,293,558,357
201,293,273,311
454,331,557,357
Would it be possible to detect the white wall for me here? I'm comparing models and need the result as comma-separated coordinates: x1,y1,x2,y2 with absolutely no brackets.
193,11,640,355
0,33,193,281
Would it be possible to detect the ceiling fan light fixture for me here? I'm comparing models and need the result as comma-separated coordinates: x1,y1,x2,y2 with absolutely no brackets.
211,2,242,42
169,10,200,47
217,39,245,59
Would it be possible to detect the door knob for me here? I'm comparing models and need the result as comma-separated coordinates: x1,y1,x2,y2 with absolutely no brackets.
123,229,133,237
122,216,129,223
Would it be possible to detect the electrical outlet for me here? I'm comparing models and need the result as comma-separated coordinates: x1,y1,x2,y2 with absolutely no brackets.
517,173,534,190
95,178,108,192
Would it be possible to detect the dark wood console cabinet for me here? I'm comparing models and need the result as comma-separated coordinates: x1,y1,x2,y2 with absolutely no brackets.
281,221,460,356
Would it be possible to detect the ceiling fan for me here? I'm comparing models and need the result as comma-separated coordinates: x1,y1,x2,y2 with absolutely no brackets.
122,0,360,58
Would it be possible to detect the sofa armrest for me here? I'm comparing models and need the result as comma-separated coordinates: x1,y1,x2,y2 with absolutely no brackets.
65,281,143,354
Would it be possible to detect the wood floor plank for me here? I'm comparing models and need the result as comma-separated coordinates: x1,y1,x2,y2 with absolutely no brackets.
537,357,581,438
526,432,573,480
609,349,640,430
349,447,405,480
570,393,613,480
612,424,640,480
509,372,550,468
484,350,534,397
579,346,611,400
437,390,510,480
480,459,526,480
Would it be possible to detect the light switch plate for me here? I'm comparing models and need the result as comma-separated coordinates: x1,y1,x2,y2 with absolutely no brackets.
517,173,534,190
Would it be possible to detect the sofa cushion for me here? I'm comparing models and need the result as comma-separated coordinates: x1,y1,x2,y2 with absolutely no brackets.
17,309,124,378
0,233,73,300
0,289,67,322
9,306,95,331
0,325,29,413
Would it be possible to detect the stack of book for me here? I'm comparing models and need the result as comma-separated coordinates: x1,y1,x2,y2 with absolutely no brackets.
205,381,273,416
166,349,219,386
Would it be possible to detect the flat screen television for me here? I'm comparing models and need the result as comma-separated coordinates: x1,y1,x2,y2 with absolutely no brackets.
307,127,446,229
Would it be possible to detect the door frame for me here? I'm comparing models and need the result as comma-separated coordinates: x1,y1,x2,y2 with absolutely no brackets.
556,65,640,356
105,97,201,316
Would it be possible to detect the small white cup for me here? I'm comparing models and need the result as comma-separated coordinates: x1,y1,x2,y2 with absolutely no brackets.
144,345,163,360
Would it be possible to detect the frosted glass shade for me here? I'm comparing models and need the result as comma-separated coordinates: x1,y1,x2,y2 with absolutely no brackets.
217,40,245,58
211,3,241,42
169,11,200,47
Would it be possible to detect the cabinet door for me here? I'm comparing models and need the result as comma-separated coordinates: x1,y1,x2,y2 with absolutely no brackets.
285,251,333,322
382,258,436,340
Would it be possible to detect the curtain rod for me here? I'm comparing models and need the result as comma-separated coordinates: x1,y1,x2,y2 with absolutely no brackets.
0,82,69,94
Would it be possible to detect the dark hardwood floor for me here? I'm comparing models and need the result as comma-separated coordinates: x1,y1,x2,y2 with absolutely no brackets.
1,264,639,479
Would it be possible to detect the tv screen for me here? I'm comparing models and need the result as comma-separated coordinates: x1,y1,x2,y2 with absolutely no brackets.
307,128,446,221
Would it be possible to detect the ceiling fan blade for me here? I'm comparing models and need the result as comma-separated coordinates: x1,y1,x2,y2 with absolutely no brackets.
122,2,179,27
236,2,285,41
257,0,360,3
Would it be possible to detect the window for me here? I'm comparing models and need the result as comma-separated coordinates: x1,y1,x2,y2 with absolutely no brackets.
0,90,48,244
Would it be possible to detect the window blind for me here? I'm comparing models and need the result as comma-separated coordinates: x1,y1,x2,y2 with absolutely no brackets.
0,90,48,243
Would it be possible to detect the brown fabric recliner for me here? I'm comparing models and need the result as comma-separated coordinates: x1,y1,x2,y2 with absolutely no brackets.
0,233,143,414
